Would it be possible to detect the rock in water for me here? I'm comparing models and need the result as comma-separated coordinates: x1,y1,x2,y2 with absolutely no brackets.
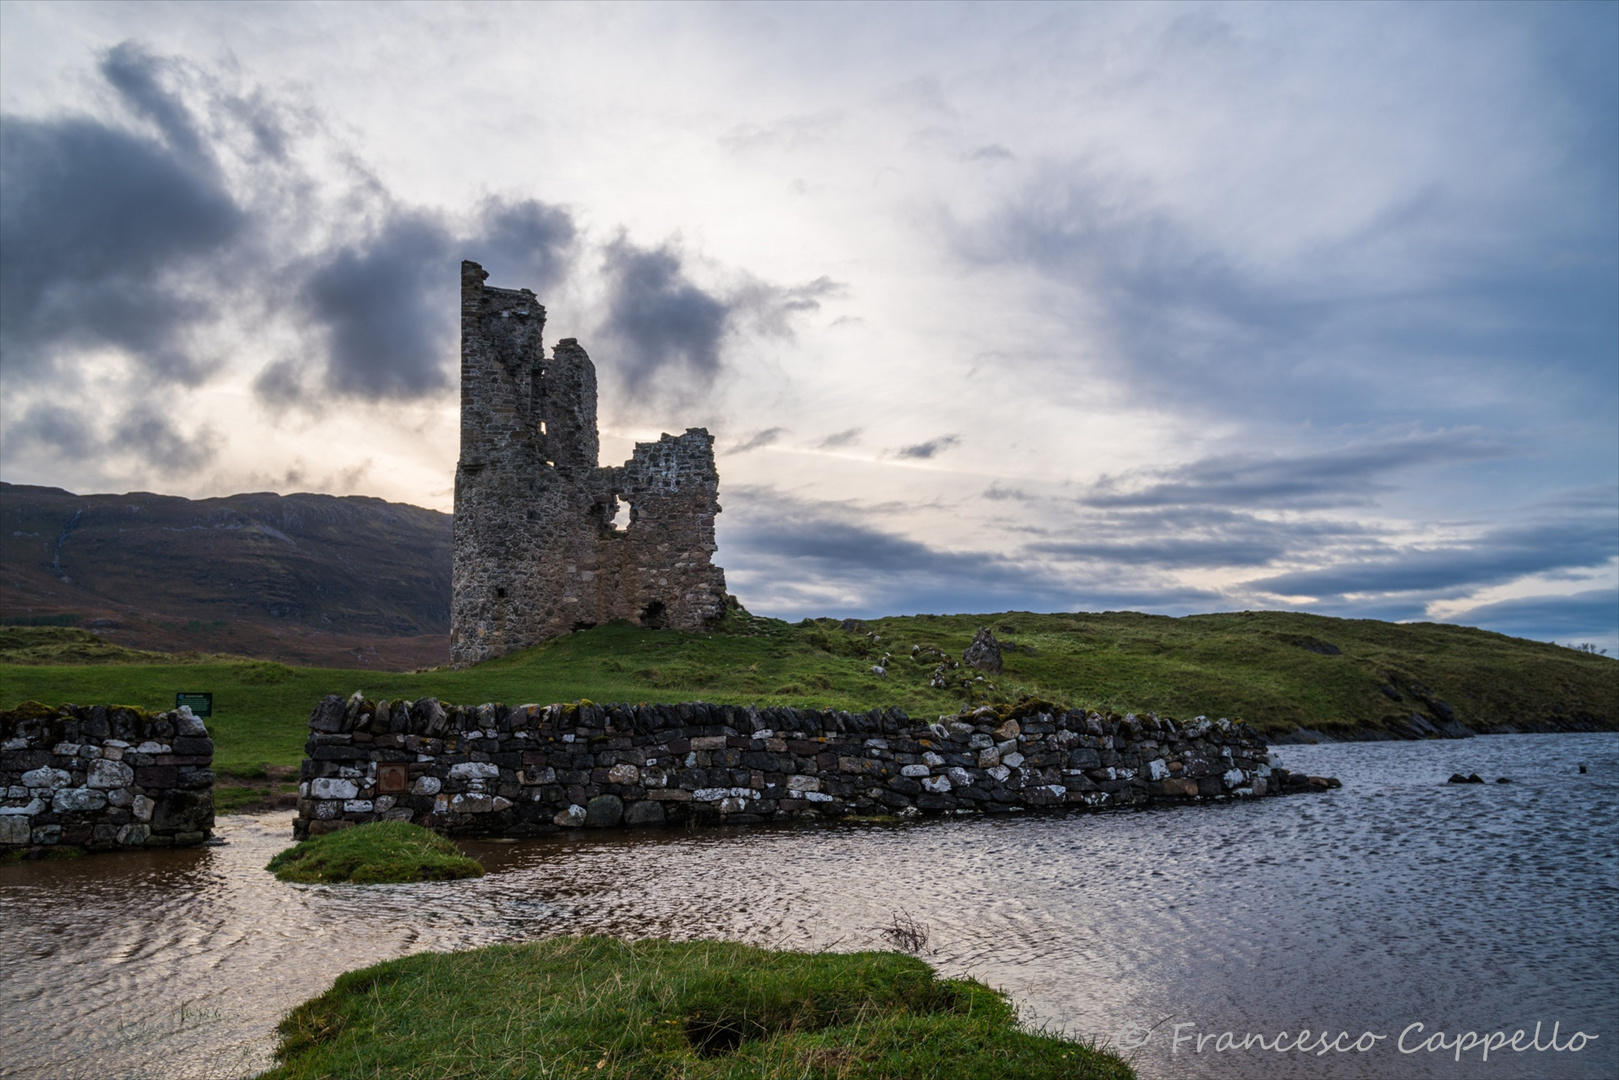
962,627,1003,674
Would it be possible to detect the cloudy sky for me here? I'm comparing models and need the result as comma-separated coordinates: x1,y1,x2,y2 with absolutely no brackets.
2,1,1615,648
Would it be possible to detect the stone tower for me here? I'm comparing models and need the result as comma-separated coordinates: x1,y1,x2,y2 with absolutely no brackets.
451,261,728,665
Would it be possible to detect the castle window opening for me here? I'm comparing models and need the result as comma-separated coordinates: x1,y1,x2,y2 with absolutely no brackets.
610,496,631,532
640,600,668,629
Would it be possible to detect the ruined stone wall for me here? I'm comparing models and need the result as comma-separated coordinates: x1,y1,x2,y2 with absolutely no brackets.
292,693,1334,839
1,704,215,850
452,261,726,664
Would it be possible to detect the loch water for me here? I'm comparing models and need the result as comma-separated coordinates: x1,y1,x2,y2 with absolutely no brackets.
1,732,1615,1080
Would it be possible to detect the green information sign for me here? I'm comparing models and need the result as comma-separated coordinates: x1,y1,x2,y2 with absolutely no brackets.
176,692,213,717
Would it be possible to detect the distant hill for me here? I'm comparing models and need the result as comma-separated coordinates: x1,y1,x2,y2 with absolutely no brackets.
0,483,451,669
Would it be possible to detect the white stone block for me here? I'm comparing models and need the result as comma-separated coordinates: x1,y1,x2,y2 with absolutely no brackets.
310,777,359,800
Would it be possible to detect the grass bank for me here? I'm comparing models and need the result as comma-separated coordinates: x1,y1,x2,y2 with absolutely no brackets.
264,935,1132,1079
2,611,1612,783
267,820,484,884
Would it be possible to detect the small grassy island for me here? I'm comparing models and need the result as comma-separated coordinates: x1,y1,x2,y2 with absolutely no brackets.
263,936,1134,1079
267,820,484,884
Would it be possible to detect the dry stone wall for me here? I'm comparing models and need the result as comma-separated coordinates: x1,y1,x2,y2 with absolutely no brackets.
1,704,215,850
452,261,728,664
293,693,1334,840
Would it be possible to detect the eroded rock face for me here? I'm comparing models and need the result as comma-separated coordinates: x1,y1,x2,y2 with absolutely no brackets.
451,261,728,665
962,628,1004,674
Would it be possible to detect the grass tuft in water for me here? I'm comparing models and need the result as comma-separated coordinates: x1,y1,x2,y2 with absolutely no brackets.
263,935,1133,1079
266,820,484,884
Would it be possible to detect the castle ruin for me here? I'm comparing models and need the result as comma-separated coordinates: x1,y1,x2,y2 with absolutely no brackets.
451,261,728,664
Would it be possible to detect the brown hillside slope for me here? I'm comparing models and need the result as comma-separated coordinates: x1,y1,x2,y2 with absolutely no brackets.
0,483,450,668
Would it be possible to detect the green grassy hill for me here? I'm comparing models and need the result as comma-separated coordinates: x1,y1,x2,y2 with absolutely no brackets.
3,610,1614,785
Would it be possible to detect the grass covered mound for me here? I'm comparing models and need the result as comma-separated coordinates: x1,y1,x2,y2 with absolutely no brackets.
3,610,1613,781
267,820,484,884
264,936,1133,1079
0,625,242,665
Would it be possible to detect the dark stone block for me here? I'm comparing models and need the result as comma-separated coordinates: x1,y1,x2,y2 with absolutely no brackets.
308,695,348,734
171,737,214,756
311,745,368,761
585,795,623,827
152,790,212,834
135,765,178,787
2,751,51,771
176,768,214,789
82,710,109,738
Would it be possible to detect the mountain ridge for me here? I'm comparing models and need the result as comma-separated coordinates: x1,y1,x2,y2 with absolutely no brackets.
0,482,451,669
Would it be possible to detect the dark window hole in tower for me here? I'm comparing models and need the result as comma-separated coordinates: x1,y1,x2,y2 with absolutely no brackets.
640,600,668,630
495,587,506,599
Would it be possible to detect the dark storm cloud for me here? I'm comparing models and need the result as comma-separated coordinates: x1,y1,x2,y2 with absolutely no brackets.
951,10,1619,434
1248,497,1618,600
466,198,577,297
297,212,458,399
0,38,582,424
598,237,837,397
1446,590,1618,646
0,86,244,388
1027,504,1373,570
730,275,843,337
251,357,306,410
111,404,218,474
291,196,579,402
718,486,1225,620
892,435,959,460
97,42,210,163
1083,431,1508,510
4,400,216,477
600,237,730,394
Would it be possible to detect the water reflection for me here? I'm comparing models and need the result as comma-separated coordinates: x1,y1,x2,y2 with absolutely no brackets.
1,733,1614,1079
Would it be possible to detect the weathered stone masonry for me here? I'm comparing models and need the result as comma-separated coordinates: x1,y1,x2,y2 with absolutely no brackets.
293,694,1334,839
1,704,215,850
452,261,728,665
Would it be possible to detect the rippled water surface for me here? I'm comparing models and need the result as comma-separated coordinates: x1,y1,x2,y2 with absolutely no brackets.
3,733,1616,1079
